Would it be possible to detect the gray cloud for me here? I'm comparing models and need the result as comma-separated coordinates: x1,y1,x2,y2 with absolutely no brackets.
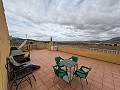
3,0,120,41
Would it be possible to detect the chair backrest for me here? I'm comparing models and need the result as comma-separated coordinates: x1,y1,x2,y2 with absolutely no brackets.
81,66,92,78
9,55,21,66
5,58,11,73
71,56,78,62
5,57,14,80
53,65,67,79
55,56,62,64
52,65,59,77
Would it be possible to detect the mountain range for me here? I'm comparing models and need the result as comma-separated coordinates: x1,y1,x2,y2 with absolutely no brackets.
109,37,120,41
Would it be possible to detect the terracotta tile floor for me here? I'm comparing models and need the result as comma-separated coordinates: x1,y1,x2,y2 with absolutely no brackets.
9,49,120,90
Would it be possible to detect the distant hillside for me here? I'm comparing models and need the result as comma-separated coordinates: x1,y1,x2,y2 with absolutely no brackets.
10,36,23,40
110,37,120,41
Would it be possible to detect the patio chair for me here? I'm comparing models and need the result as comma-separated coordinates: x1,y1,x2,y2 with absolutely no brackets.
5,57,36,90
52,65,69,89
74,66,92,88
5,57,14,80
69,56,78,62
55,56,64,67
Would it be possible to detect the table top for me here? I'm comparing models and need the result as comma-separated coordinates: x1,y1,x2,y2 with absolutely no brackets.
60,59,77,68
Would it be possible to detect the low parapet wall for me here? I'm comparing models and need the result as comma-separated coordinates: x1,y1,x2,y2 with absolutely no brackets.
36,43,47,50
21,43,47,51
58,45,120,64
21,43,120,64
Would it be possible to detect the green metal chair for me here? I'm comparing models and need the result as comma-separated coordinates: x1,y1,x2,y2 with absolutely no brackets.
53,65,68,80
69,56,78,62
55,56,64,67
52,65,69,89
74,66,92,88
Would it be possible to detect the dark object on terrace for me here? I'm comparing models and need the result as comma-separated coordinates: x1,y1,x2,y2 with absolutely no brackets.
10,46,30,63
55,56,64,67
10,46,18,51
11,49,30,63
5,58,36,90
10,46,40,70
74,66,92,88
9,55,40,71
69,56,78,62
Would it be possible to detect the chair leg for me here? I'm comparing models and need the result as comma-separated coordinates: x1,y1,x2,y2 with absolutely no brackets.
86,78,88,84
10,80,18,90
16,83,19,90
17,80,22,89
74,66,75,73
10,81,14,89
25,76,32,87
32,74,36,81
28,76,32,87
67,75,69,83
53,75,56,82
80,78,83,89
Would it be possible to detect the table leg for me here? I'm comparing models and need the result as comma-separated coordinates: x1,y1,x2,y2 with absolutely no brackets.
70,67,71,81
76,63,78,70
66,66,67,71
73,65,76,73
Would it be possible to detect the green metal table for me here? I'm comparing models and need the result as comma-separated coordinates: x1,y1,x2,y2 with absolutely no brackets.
60,59,78,83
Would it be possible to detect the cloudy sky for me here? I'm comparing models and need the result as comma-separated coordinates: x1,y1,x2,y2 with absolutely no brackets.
3,0,120,41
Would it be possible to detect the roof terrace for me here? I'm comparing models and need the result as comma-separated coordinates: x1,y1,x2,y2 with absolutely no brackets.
8,49,120,90
1,0,120,90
